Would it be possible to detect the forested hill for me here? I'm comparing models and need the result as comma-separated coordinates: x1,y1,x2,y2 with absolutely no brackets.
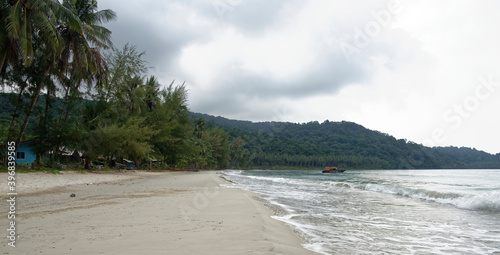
2,87,498,170
191,112,500,169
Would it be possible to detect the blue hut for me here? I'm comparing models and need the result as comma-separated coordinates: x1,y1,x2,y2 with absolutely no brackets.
15,141,37,165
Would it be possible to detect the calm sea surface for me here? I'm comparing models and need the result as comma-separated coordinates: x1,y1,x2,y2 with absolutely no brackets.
222,169,500,255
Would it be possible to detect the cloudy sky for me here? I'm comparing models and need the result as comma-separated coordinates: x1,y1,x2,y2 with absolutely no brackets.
98,0,500,154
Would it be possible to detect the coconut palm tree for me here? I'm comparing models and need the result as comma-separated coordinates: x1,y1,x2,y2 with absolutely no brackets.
1,0,79,147
1,0,115,149
57,0,115,127
144,76,161,112
0,1,15,74
1,0,77,69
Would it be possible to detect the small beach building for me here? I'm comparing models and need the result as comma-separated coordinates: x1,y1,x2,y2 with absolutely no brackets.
2,141,81,166
15,141,37,165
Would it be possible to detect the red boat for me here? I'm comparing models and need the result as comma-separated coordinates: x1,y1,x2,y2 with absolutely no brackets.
322,167,345,173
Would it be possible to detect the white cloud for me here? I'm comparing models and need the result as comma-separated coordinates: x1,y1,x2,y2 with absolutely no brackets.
98,0,500,153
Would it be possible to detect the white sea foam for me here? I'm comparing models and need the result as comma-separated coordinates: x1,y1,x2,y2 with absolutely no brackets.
453,190,500,211
358,182,500,212
223,170,500,254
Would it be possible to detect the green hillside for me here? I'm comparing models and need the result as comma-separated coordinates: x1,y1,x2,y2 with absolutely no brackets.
191,113,500,169
2,92,499,170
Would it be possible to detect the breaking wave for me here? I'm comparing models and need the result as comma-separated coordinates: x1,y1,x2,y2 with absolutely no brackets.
359,183,500,212
222,169,500,255
224,170,500,212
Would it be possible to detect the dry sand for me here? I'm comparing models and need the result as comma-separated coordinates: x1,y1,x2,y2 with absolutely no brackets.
0,171,317,254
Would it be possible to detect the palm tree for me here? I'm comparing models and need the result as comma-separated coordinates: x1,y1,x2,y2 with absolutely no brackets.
1,0,79,147
0,1,15,74
57,0,115,127
144,76,161,112
1,0,77,68
1,0,115,149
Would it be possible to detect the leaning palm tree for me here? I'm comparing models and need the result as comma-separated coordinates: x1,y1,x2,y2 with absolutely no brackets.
2,0,77,68
59,0,115,80
0,1,14,74
1,0,79,147
57,0,116,127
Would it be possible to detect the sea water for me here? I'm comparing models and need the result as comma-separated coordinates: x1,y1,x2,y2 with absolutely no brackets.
222,169,500,255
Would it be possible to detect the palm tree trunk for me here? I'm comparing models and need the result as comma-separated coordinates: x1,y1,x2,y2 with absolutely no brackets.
15,52,56,148
43,85,51,127
6,82,27,142
0,50,7,74
15,82,43,150
63,79,82,127
63,99,73,126
58,86,70,127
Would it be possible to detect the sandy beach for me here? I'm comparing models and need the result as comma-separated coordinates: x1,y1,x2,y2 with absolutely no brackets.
0,170,316,255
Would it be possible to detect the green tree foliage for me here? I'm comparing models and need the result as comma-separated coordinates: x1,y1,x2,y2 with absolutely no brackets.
186,118,229,169
192,113,500,170
0,1,231,170
148,81,193,167
229,136,249,168
73,44,229,170
205,126,229,168
91,117,157,166
1,0,115,150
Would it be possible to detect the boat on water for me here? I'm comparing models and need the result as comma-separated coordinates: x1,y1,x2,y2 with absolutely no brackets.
322,167,345,173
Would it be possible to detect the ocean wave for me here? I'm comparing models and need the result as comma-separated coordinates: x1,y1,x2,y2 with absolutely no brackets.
362,183,459,199
235,174,314,187
453,190,500,212
359,183,500,212
225,170,500,213
223,170,500,255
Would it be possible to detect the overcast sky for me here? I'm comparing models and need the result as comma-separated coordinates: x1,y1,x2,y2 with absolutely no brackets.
98,0,500,154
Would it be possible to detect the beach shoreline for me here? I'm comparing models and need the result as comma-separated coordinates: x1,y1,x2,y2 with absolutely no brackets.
0,170,316,254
